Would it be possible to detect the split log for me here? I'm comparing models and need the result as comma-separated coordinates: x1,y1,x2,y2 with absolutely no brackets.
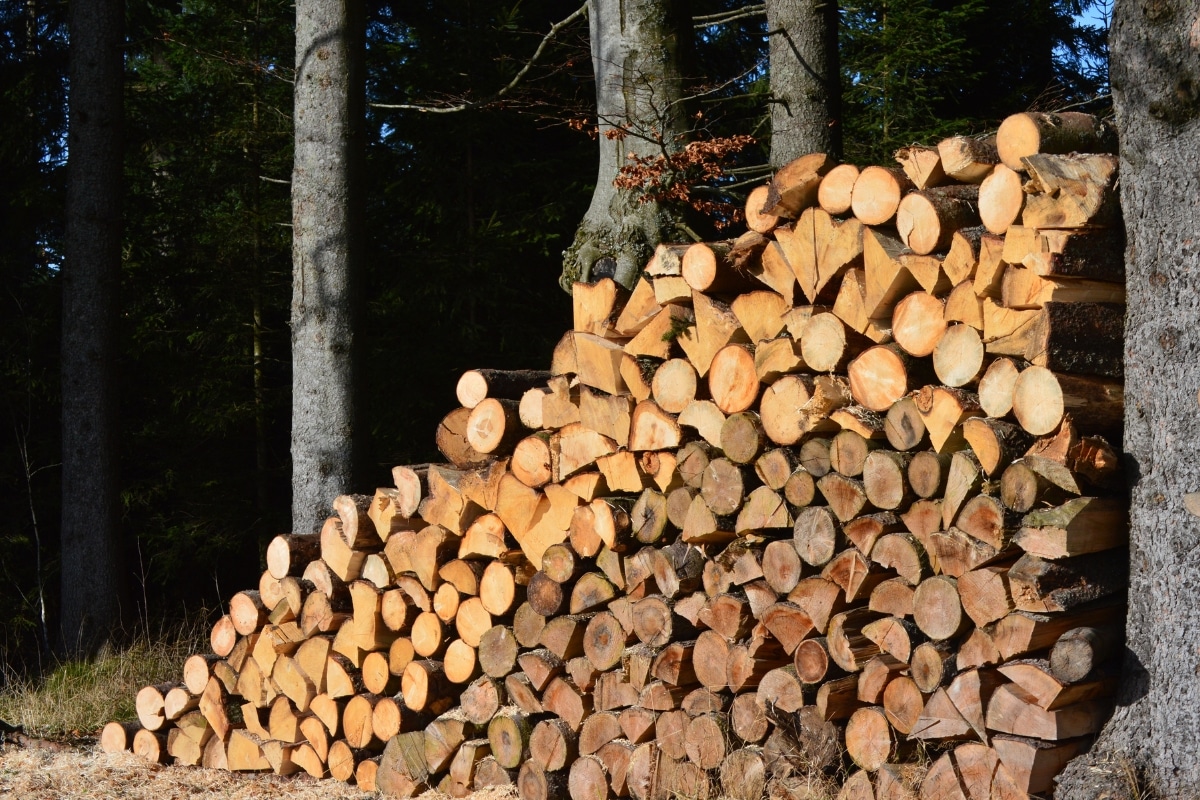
985,683,1112,740
896,144,946,189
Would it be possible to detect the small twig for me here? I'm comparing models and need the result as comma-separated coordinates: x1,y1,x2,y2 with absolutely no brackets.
372,2,588,113
693,4,766,28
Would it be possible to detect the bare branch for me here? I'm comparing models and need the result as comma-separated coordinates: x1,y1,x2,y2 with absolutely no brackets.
372,2,589,114
693,4,766,29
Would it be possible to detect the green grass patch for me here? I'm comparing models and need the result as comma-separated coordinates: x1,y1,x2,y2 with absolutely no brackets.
0,617,210,739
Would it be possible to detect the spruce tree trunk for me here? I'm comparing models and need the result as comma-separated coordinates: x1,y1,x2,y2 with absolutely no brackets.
765,0,842,165
560,0,691,291
1055,3,1200,797
60,0,125,655
291,0,365,532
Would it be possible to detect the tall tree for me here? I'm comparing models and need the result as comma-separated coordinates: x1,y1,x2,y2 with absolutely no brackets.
765,0,842,163
60,0,124,652
291,0,366,531
1056,3,1200,797
560,0,693,291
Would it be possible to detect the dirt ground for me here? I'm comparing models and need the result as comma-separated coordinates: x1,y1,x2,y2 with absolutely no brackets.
0,741,519,800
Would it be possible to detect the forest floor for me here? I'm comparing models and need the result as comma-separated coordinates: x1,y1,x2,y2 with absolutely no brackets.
0,739,518,800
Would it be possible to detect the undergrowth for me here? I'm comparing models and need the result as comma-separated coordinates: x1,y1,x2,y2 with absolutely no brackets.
0,614,210,739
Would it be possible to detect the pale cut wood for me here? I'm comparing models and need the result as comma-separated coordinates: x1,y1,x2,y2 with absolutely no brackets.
979,165,1024,234
1050,625,1123,684
881,676,925,737
458,369,554,410
573,279,629,338
932,324,984,388
913,576,967,641
849,345,915,412
896,145,947,189
819,163,861,215
915,385,981,453
437,407,492,468
998,659,1118,711
1011,366,1124,437
944,281,984,329
977,357,1021,419
731,291,789,343
801,312,869,373
760,240,800,305
676,292,748,378
645,242,691,277
762,152,834,217
745,184,780,233
985,682,1112,740
1021,152,1119,229
993,734,1088,795
650,359,697,415
846,706,908,772
971,233,1008,301
996,111,1115,172
896,186,980,255
862,227,918,319
938,135,999,183
682,241,759,294
614,277,660,336
852,166,914,226
880,398,923,453
575,333,629,396
708,344,759,415
892,292,946,359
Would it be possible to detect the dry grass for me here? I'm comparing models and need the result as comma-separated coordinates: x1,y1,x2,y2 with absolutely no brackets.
0,744,525,800
0,746,377,799
0,618,210,739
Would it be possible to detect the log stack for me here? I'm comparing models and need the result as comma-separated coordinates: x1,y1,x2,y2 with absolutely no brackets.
103,110,1128,800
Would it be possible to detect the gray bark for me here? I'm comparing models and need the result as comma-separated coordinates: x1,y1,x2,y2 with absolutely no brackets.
1055,3,1200,798
560,0,691,292
291,0,365,532
60,0,125,655
766,0,842,165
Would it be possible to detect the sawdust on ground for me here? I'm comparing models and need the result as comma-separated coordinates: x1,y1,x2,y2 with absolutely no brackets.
0,743,520,800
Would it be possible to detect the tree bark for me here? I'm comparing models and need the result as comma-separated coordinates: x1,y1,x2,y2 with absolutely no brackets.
60,0,125,655
560,0,691,291
291,0,365,531
1056,4,1200,797
765,0,842,164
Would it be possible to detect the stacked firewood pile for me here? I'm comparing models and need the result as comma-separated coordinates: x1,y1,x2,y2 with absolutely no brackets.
102,110,1128,800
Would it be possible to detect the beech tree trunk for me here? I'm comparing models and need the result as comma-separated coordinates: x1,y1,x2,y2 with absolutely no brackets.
559,0,691,291
60,0,124,654
291,0,365,531
1055,4,1200,797
765,0,842,164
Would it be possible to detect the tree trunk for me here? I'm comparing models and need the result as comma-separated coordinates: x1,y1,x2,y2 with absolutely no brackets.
290,0,365,531
1055,4,1200,797
560,0,691,291
765,0,842,164
60,0,124,655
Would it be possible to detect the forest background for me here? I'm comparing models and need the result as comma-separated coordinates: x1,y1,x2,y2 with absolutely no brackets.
0,0,1109,672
